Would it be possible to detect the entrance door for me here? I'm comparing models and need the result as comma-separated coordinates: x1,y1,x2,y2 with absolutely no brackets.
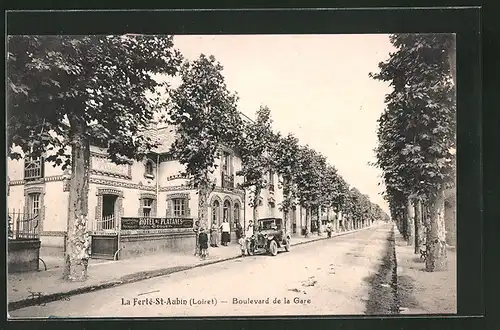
100,194,118,230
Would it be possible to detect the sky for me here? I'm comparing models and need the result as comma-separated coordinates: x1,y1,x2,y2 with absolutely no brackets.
170,34,396,213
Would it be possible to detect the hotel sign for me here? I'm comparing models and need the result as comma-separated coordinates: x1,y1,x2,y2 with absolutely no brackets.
121,217,194,230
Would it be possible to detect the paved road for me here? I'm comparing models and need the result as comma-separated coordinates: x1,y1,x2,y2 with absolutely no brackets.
10,224,392,318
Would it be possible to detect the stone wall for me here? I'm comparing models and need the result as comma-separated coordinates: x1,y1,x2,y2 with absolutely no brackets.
118,229,196,259
8,239,40,273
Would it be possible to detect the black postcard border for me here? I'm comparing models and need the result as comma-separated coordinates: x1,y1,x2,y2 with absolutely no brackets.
3,6,485,330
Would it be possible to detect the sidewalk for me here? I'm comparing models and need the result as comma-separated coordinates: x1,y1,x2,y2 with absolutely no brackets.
393,226,457,314
8,227,369,311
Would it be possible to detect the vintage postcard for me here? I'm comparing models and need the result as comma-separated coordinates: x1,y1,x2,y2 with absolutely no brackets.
7,30,458,318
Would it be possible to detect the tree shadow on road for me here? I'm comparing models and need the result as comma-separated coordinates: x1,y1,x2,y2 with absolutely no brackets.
363,229,399,315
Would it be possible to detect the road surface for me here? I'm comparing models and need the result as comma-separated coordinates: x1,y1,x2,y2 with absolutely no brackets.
10,224,393,318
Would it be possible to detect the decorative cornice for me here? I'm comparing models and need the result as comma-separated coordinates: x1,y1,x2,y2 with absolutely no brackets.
89,178,156,191
214,186,245,197
90,169,132,180
159,185,191,192
96,187,124,197
9,175,67,186
139,192,157,200
24,184,45,196
166,192,191,200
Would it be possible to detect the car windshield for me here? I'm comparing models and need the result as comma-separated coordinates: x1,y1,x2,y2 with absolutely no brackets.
259,220,276,230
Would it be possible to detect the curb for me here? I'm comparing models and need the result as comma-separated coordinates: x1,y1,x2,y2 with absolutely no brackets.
8,226,372,312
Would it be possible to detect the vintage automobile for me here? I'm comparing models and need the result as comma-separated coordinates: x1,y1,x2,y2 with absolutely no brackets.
246,217,291,256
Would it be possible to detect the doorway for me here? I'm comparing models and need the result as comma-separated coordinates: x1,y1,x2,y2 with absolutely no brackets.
100,194,118,230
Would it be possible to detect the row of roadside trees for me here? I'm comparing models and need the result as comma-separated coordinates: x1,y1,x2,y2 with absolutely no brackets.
370,34,456,272
7,35,389,281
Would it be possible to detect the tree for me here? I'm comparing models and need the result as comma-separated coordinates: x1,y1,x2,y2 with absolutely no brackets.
167,54,243,230
7,35,182,281
237,106,274,222
371,34,456,271
271,132,301,235
295,146,325,237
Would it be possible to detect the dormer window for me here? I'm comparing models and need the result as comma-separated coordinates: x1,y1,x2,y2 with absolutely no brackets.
144,159,155,179
24,155,44,181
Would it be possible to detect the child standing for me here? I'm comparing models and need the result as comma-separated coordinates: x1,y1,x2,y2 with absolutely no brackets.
198,228,209,260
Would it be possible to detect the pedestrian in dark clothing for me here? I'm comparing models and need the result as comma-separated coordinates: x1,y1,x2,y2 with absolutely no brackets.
198,228,209,259
235,222,243,240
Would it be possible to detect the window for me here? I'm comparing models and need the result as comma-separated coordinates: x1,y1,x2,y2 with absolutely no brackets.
222,152,231,174
223,200,231,223
233,203,240,223
173,198,186,217
29,193,40,216
166,193,190,218
24,155,44,180
144,159,155,178
212,200,220,224
143,198,153,217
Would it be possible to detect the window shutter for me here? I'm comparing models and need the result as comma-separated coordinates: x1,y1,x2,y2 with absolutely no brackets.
184,198,190,217
138,198,143,217
152,199,157,217
166,200,173,217
230,154,234,175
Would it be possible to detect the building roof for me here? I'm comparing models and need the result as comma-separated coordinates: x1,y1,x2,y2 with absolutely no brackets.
146,111,253,155
144,125,177,154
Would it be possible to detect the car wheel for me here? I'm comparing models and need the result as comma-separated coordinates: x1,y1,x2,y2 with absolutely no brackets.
285,239,291,252
269,240,278,256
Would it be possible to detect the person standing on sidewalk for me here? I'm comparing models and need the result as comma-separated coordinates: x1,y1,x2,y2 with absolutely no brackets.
243,220,255,255
235,222,243,241
220,219,230,246
210,221,219,247
198,227,209,260
193,220,201,256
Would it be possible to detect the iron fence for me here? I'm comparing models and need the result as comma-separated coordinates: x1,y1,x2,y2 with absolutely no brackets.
8,209,40,240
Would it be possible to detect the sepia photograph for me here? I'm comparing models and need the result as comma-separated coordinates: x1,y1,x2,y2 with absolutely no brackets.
7,32,457,318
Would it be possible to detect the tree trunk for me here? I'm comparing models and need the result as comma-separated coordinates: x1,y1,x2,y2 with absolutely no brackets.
317,205,323,235
198,184,209,229
305,206,311,237
63,119,90,282
252,187,261,222
407,199,415,246
414,198,424,254
425,189,448,271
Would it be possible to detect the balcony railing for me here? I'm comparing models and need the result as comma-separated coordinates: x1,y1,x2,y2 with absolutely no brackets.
222,173,234,190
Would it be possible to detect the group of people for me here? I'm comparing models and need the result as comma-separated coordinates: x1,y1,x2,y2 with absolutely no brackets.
193,219,254,259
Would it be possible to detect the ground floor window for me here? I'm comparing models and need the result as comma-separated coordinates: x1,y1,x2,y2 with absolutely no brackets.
143,198,153,217
173,198,186,217
166,193,191,218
